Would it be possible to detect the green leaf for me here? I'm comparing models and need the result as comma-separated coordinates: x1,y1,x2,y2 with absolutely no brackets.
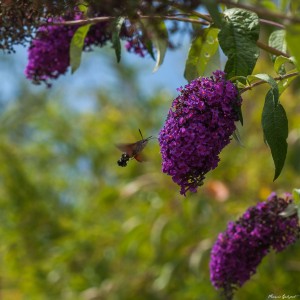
231,76,247,90
293,188,300,204
145,39,155,61
140,19,168,72
218,8,260,79
274,55,293,74
112,17,125,63
236,81,246,89
293,188,300,219
236,104,243,126
286,24,300,71
261,88,288,181
279,203,297,217
278,69,299,95
138,20,156,61
184,36,202,82
249,74,278,96
152,21,168,72
232,127,244,146
202,0,223,27
78,3,88,14
251,74,288,180
260,0,279,10
184,27,219,82
269,30,287,63
249,74,290,178
70,24,91,74
203,47,221,77
269,31,288,74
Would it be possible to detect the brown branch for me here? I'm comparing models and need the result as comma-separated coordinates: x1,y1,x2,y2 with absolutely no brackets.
36,1,297,29
256,40,289,58
41,16,115,26
241,72,299,94
42,15,210,27
260,19,285,29
170,2,213,22
139,15,210,25
219,0,300,24
38,5,287,30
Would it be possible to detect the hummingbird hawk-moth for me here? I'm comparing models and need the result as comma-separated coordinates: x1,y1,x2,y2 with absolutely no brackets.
116,129,152,167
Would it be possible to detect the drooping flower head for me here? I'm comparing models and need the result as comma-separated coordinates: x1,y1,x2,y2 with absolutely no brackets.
209,192,300,299
158,71,241,195
25,14,151,86
25,14,111,86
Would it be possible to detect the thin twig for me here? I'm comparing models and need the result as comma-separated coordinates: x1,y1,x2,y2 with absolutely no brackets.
219,0,300,24
170,2,213,22
260,19,285,29
41,15,289,60
241,72,299,94
42,15,210,27
42,16,115,26
256,40,289,57
139,15,210,25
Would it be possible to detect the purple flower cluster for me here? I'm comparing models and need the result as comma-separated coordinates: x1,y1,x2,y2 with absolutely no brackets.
25,15,111,86
210,192,300,299
158,71,241,195
25,14,152,86
122,20,149,58
125,40,148,57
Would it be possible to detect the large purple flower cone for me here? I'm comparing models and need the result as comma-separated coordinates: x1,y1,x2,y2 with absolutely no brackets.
158,71,241,195
210,192,300,299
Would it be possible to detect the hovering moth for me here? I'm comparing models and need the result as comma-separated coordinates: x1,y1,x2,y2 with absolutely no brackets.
116,129,152,167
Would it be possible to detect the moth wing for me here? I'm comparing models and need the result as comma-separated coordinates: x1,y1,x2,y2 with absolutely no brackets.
134,153,147,162
115,143,138,157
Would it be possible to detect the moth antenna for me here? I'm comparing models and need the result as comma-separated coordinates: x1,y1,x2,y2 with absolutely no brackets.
138,128,144,140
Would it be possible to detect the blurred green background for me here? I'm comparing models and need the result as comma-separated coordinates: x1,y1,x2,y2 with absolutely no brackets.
0,46,300,300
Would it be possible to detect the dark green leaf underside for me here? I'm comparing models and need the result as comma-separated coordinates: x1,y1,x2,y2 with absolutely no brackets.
262,89,288,181
112,17,125,63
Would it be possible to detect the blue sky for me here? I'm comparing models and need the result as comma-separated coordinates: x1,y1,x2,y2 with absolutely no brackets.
0,40,190,111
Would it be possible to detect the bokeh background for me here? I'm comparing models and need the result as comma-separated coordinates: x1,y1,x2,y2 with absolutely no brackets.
0,39,300,299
